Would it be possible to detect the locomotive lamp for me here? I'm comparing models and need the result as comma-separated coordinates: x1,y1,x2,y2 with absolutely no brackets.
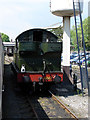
21,64,25,73
50,0,83,83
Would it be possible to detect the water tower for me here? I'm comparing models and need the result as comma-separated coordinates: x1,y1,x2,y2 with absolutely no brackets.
50,0,83,83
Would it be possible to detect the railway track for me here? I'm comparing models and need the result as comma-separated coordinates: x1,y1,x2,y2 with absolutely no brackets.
12,86,79,119
15,92,39,119
28,90,78,119
26,96,39,119
48,90,78,120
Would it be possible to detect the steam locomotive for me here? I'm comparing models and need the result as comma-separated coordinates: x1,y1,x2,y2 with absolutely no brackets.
11,28,63,91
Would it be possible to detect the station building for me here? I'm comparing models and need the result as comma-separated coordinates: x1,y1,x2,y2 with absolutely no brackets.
3,42,15,56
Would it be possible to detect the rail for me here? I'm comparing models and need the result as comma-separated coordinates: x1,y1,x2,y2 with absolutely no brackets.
26,96,39,120
48,90,78,120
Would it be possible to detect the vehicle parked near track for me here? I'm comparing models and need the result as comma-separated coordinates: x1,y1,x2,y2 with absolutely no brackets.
82,57,90,67
70,56,79,64
71,52,78,58
11,28,63,91
76,55,89,65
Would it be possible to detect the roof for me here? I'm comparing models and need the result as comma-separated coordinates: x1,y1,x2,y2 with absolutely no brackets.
3,42,15,47
15,28,58,40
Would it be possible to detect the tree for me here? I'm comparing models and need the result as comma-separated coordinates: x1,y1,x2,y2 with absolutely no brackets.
1,33,10,42
70,17,90,51
70,26,77,50
49,26,63,41
83,17,90,50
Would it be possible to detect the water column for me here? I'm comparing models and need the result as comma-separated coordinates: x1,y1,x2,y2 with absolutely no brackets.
50,0,83,83
63,16,71,82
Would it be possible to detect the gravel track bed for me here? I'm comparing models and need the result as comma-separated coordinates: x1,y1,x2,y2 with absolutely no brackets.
29,92,72,119
50,68,89,119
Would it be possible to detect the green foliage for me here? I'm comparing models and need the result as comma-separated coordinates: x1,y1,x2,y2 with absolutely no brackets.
49,26,63,41
1,33,10,42
50,18,89,51
70,17,90,51
88,16,90,50
70,26,77,49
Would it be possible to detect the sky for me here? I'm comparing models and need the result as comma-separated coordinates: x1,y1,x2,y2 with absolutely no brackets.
0,0,89,41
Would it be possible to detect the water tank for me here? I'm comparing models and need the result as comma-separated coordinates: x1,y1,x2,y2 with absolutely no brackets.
50,0,83,17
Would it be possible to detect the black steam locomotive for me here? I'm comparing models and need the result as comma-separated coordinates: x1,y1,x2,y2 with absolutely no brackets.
12,28,63,91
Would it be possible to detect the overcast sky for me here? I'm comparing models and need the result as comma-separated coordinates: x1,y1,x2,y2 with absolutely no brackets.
0,0,89,40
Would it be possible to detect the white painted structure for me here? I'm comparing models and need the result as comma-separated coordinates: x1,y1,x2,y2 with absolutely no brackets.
50,0,83,81
0,34,3,120
50,0,83,17
63,17,70,66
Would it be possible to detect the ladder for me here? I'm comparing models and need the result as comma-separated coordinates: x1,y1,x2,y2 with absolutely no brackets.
73,0,89,95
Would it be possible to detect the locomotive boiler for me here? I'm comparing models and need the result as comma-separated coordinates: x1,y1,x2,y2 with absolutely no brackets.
12,28,63,91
